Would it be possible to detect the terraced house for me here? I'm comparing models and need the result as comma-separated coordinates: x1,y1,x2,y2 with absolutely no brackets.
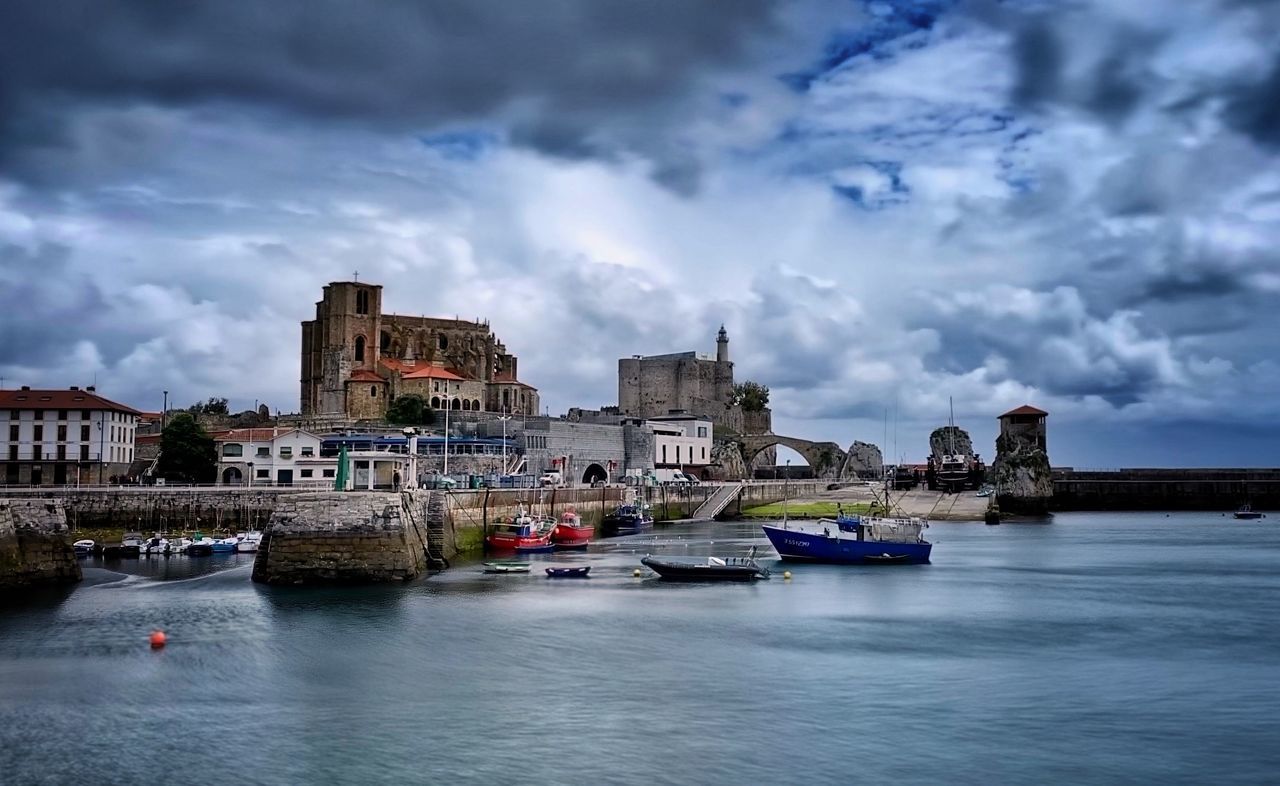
0,386,140,486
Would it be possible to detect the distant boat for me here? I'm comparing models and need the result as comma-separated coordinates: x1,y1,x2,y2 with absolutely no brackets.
211,537,239,553
552,510,593,549
236,531,263,553
601,503,654,537
72,539,95,557
484,562,531,574
1234,504,1265,520
641,553,770,582
187,536,217,556
545,566,591,578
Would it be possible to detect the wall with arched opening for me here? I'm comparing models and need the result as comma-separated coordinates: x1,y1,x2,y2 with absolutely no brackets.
581,463,608,485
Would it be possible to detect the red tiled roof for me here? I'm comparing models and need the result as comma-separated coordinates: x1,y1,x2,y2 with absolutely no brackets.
1000,404,1048,418
378,358,470,380
348,369,385,383
216,428,299,442
403,366,465,381
0,388,142,415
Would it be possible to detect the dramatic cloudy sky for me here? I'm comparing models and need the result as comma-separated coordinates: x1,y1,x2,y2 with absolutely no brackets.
2,0,1278,466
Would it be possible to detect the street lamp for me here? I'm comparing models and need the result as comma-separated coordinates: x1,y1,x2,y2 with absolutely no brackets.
442,393,451,477
247,461,254,488
162,390,168,432
498,411,512,475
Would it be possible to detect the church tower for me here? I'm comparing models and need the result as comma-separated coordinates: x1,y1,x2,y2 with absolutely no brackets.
716,325,729,363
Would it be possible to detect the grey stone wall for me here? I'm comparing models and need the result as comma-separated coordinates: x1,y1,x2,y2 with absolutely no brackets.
0,501,80,591
523,420,626,483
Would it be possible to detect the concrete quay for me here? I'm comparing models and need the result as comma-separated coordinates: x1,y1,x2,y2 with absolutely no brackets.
0,499,80,592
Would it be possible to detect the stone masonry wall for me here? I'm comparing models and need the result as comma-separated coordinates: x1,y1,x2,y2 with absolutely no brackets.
0,500,81,591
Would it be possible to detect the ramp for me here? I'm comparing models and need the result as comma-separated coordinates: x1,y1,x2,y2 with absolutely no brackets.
691,482,744,521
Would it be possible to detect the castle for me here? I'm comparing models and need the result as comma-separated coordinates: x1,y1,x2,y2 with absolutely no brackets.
617,326,772,437
300,280,539,420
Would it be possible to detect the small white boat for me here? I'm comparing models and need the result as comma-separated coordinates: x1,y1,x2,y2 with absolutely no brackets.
72,539,95,556
141,535,170,556
235,531,263,553
167,537,193,554
121,532,147,549
483,562,532,574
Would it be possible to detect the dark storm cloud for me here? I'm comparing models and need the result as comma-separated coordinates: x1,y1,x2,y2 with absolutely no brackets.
0,243,107,365
1224,55,1280,149
0,0,783,189
1010,22,1063,108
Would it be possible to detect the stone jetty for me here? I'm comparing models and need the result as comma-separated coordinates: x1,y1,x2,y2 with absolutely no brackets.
0,499,80,592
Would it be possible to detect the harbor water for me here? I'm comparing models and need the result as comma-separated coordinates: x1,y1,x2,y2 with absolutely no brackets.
3,512,1279,785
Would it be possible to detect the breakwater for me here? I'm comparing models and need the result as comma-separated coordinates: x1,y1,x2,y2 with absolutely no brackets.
0,499,80,591
1053,468,1280,510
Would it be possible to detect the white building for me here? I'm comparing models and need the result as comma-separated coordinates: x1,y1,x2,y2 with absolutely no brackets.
648,414,713,476
0,386,140,486
215,428,335,487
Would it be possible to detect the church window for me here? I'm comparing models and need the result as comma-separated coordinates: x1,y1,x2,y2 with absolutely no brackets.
438,334,448,350
380,331,391,352
431,397,440,409
370,386,377,398
356,289,370,315
472,399,481,412
354,336,366,362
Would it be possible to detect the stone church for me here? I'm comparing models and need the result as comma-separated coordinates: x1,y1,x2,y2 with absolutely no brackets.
300,280,539,420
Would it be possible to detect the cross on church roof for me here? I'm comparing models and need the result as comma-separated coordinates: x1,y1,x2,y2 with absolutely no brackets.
353,270,359,282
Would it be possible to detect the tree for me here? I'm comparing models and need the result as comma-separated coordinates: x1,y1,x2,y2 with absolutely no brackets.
188,397,229,416
731,381,770,412
156,413,217,483
385,394,436,426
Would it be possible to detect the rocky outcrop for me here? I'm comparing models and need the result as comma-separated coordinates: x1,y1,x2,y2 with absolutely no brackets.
991,432,1053,514
840,441,883,479
708,441,748,480
0,500,81,592
930,426,973,459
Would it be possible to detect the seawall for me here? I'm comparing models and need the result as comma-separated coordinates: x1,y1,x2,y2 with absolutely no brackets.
1053,469,1280,511
0,499,80,592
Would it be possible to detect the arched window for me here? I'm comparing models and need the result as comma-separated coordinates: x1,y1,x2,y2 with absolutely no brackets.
380,331,391,352
354,335,366,362
502,389,510,409
472,399,481,412
461,399,471,411
370,386,377,398
356,289,369,315
452,398,461,410
438,333,448,350
431,397,440,409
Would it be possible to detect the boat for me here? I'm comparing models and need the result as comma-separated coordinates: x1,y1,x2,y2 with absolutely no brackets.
762,477,932,564
167,537,193,554
1234,504,1265,520
140,535,170,556
108,532,144,558
187,536,217,556
487,507,556,553
641,551,770,582
72,539,95,557
601,503,654,537
235,531,263,552
210,537,240,553
545,566,591,578
551,510,593,549
484,562,532,574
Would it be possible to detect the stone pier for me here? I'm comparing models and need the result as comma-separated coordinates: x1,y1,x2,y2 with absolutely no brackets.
0,499,80,593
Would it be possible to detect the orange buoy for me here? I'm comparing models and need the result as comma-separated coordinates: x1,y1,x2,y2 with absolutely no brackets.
149,630,167,649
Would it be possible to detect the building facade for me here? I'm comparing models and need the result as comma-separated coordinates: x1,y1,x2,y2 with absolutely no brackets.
648,414,713,475
0,386,140,485
215,428,335,486
300,280,539,421
998,405,1048,452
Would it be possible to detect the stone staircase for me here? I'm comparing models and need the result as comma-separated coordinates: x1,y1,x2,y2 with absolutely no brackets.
690,482,744,521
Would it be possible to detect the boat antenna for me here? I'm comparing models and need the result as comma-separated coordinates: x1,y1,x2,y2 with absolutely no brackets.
948,396,956,456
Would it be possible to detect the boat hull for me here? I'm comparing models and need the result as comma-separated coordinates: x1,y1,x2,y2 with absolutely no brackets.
1234,512,1264,520
552,524,593,548
545,566,591,578
762,525,932,564
640,557,766,581
187,544,214,556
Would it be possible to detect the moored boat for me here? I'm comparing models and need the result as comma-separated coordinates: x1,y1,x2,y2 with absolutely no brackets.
484,562,531,574
1234,504,1265,520
187,536,216,556
601,503,654,537
211,537,239,553
72,539,95,557
762,515,932,564
641,552,770,582
236,531,263,552
487,508,556,553
552,510,593,549
545,566,591,578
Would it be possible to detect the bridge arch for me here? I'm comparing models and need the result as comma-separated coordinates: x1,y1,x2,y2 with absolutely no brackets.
738,434,847,479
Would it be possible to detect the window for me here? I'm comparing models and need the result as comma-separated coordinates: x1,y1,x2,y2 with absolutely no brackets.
323,469,336,478
356,288,370,315
80,424,90,442
223,444,243,457
7,445,16,461
256,447,270,458
301,447,314,457
8,424,16,442
380,331,391,352
8,410,16,419
701,447,706,460
57,425,67,441
354,335,365,362
256,469,269,479
58,410,67,420
81,410,89,420
438,333,448,350
676,445,681,464
697,426,708,438
56,445,66,460
33,425,42,441
661,444,667,463
80,445,89,461
370,386,377,398
33,446,42,461
300,469,313,478
33,410,42,419
279,447,293,458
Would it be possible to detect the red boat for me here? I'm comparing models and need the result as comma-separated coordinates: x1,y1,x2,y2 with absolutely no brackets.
552,510,593,549
487,512,556,553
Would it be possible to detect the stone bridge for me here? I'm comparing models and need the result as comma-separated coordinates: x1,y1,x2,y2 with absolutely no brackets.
739,433,846,479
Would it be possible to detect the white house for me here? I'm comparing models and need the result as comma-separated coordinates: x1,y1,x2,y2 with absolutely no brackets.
648,414,713,476
0,385,140,486
215,428,335,487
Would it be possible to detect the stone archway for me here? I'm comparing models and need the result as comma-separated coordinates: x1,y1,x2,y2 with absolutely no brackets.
738,434,847,479
222,466,243,485
581,463,607,485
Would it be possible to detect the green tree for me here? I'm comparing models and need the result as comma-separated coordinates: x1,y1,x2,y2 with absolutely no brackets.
156,413,217,483
188,397,229,415
731,381,770,412
385,394,436,426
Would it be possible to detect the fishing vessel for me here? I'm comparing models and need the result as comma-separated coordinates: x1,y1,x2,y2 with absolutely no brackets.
601,503,654,537
551,510,593,549
762,476,932,564
211,537,239,553
187,536,217,556
545,566,591,578
487,507,556,553
1234,504,1265,520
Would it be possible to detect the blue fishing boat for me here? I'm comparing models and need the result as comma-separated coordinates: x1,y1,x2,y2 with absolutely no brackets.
601,503,654,537
762,515,932,564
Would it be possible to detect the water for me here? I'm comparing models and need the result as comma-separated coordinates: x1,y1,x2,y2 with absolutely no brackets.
3,513,1279,785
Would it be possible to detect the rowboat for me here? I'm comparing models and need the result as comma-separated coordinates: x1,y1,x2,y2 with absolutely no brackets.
484,562,532,574
545,566,591,578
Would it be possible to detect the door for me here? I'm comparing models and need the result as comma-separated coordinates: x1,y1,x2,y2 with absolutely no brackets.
277,469,293,486
30,465,43,486
54,464,67,485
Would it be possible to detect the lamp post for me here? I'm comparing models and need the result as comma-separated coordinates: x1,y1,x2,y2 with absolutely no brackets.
247,461,254,488
162,390,168,432
97,418,104,485
443,393,451,477
498,412,512,475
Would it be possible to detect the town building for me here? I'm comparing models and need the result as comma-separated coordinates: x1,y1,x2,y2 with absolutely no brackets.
214,428,335,486
998,405,1048,452
648,413,714,476
0,386,140,486
300,280,539,422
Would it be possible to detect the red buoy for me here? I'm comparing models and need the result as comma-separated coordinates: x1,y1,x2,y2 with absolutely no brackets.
149,630,167,649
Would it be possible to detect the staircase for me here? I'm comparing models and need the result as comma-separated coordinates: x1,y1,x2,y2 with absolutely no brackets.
691,482,744,521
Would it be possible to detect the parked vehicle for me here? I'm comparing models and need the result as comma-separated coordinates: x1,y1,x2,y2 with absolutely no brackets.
539,471,564,487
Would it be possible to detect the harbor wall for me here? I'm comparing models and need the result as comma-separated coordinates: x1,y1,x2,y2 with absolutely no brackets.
1052,469,1280,510
0,500,80,592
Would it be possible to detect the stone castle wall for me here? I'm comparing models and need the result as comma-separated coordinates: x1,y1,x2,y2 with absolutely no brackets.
0,500,80,591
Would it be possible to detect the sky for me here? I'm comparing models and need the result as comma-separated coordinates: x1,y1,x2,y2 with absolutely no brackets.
1,0,1278,467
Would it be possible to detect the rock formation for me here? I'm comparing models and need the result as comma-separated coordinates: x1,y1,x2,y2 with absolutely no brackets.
840,441,883,479
0,500,81,592
930,426,974,459
709,441,748,481
990,432,1053,514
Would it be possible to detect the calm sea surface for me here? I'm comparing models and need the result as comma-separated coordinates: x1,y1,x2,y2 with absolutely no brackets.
3,512,1279,785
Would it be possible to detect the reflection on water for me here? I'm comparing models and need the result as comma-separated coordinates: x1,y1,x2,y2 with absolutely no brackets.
3,513,1280,784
